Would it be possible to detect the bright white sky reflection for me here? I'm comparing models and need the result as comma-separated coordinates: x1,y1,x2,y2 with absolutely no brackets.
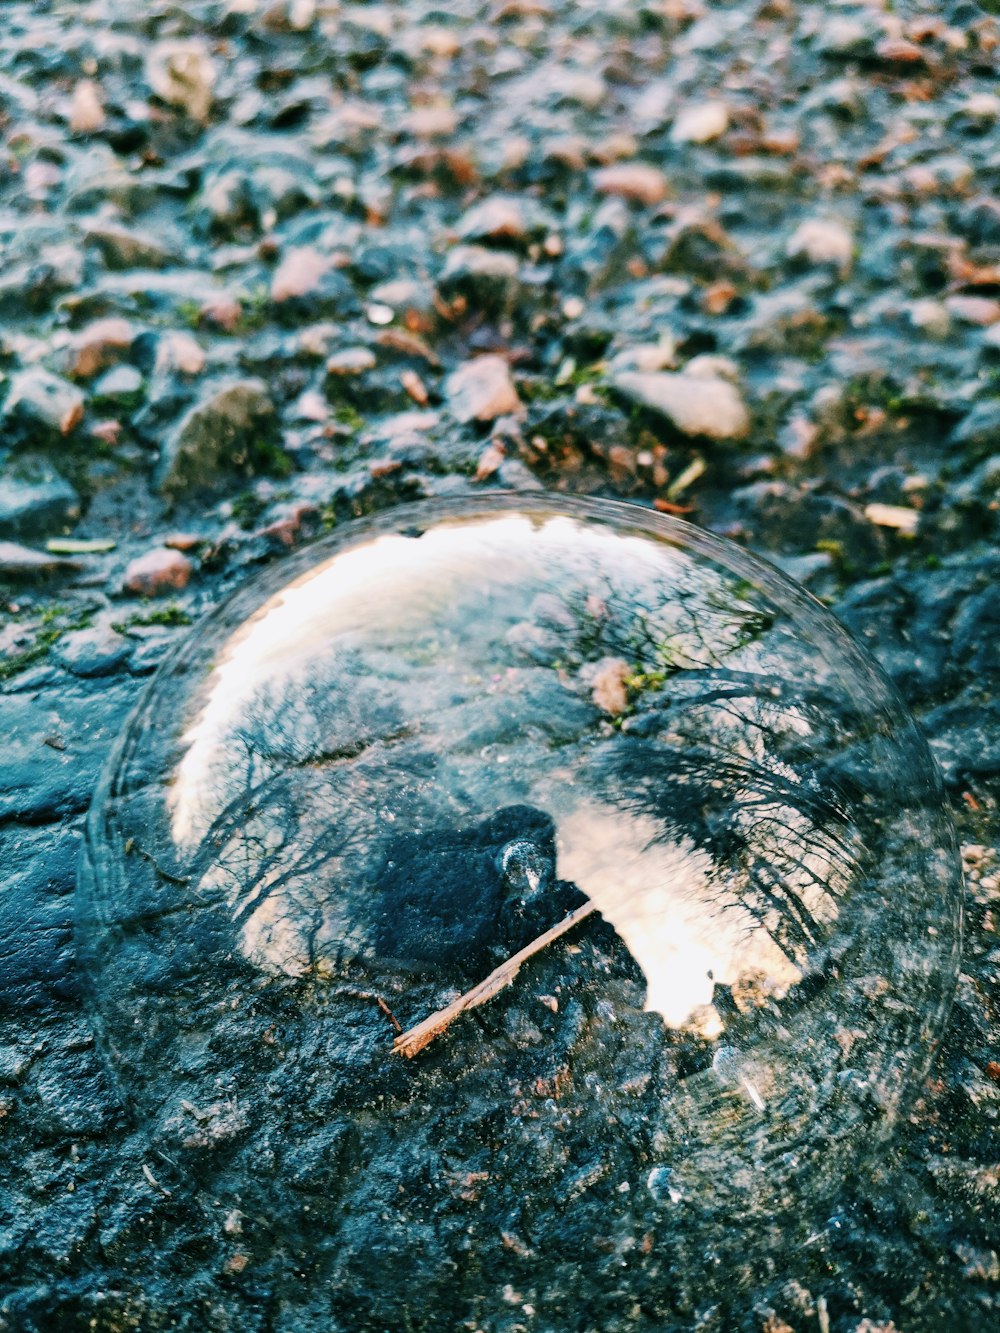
170,515,676,847
557,802,801,1036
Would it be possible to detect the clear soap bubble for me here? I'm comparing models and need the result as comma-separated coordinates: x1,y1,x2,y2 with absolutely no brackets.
78,495,962,1318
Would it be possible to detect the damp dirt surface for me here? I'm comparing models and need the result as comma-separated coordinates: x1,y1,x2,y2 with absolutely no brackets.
1,2,999,1330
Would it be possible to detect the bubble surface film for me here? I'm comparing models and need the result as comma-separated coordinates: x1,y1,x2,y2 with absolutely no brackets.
79,495,962,1321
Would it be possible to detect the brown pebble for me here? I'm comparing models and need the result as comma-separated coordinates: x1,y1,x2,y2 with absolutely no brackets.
123,548,193,597
400,369,429,406
69,318,136,378
258,502,318,548
590,658,632,716
199,293,242,332
475,442,506,481
156,331,205,376
593,163,669,207
369,458,403,480
90,420,122,446
446,355,522,423
164,533,202,552
70,79,106,133
270,247,329,302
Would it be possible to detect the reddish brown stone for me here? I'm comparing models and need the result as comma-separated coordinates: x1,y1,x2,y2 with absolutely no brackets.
123,547,193,597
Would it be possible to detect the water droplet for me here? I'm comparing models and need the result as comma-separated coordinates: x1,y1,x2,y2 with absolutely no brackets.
647,1165,682,1203
499,838,550,895
77,494,962,1302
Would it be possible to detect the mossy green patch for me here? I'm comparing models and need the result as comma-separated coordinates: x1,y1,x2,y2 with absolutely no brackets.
0,606,94,683
113,603,193,631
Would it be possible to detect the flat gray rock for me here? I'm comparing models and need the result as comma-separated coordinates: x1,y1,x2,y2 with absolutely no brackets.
0,463,79,540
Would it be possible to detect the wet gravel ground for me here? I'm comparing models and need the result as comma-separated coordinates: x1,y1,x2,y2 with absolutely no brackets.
1,0,999,1329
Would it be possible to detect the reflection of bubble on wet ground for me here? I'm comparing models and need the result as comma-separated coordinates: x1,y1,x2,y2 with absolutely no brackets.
78,494,963,1306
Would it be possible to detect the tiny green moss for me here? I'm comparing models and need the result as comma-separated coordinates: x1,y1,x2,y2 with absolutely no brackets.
120,603,193,629
334,404,365,432
175,299,203,330
0,607,93,683
231,491,268,529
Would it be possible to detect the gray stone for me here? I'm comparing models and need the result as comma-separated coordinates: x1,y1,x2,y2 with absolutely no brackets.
561,197,633,291
611,370,750,440
63,146,150,214
446,356,522,423
52,622,131,678
950,400,1000,452
92,364,144,406
83,221,180,271
156,379,282,497
1,369,85,443
194,167,253,236
438,245,520,313
193,137,321,238
0,540,81,578
0,461,79,540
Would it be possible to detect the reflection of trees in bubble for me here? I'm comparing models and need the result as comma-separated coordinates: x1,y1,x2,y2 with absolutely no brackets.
192,751,460,978
538,559,776,678
180,553,863,1012
607,693,859,973
184,660,430,977
182,652,409,846
519,559,861,979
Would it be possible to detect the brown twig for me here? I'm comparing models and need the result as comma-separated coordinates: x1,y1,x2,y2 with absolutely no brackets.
392,898,598,1059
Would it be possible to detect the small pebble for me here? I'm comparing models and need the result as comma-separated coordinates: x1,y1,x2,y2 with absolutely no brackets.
945,295,1000,327
593,163,669,206
69,80,105,133
671,100,729,144
590,658,632,716
146,40,216,121
613,370,750,441
400,370,429,406
53,623,130,678
446,356,521,423
123,548,193,597
69,319,136,379
2,369,85,438
271,247,330,303
786,218,853,270
401,104,457,138
327,347,377,376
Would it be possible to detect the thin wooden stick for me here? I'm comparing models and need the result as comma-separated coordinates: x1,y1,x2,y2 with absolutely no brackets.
392,898,598,1059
